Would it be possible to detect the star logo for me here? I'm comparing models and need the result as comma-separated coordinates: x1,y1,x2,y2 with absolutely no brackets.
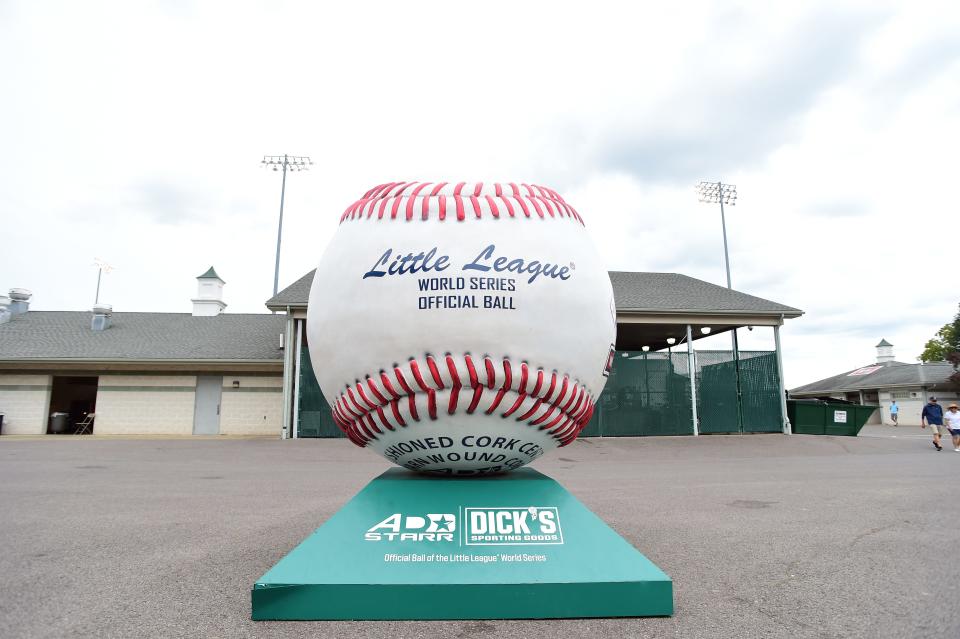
426,513,456,533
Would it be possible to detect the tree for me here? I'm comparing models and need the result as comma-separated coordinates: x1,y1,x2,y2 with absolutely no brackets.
919,303,960,387
919,303,960,363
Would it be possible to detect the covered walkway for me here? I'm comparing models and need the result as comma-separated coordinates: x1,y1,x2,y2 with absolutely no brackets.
266,270,802,438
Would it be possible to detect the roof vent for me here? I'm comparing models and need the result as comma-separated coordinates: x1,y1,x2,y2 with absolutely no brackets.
876,338,894,364
9,288,32,316
0,294,10,325
91,303,113,332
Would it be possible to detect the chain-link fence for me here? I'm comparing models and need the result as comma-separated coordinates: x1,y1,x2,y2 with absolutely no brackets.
695,350,783,434
581,351,693,436
295,345,783,438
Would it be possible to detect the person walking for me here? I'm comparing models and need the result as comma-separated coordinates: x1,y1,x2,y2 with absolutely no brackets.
890,400,899,426
944,403,960,452
921,396,945,451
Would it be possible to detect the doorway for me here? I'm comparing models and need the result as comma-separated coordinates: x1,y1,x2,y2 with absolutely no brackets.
48,376,98,434
193,376,222,435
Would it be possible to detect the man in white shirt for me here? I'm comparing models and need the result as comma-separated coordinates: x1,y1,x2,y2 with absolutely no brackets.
945,403,960,452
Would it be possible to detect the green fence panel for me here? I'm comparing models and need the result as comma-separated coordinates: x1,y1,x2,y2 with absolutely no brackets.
585,352,692,437
739,353,783,433
297,345,345,438
696,354,740,434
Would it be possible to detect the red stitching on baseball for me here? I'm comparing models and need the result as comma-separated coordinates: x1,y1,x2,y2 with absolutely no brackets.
333,355,596,448
339,182,584,225
410,360,430,392
426,355,445,389
379,371,400,399
366,377,388,405
501,393,526,418
498,194,515,218
394,367,414,396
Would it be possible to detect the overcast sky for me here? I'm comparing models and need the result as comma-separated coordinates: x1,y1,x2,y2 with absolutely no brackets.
1,0,957,388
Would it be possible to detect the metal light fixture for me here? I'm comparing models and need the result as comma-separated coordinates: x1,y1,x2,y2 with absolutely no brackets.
666,337,676,345
695,180,737,289
262,154,313,296
701,327,711,335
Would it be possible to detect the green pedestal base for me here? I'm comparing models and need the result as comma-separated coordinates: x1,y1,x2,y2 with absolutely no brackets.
252,468,672,620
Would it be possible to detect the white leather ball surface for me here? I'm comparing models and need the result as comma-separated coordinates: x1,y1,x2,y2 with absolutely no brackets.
307,181,615,475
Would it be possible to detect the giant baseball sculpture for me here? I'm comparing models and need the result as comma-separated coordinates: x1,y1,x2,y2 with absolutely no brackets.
307,181,615,474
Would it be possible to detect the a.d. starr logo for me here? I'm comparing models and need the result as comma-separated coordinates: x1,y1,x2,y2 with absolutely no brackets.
465,507,563,546
364,513,456,542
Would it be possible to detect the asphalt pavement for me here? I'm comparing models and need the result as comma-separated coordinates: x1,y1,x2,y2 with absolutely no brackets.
1,425,958,639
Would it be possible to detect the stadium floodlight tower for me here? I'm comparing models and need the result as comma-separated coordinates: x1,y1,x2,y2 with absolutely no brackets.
262,154,313,296
696,180,742,431
695,181,737,289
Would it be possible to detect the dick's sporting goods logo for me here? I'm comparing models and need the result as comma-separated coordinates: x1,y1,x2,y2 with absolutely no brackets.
465,507,562,545
363,507,563,546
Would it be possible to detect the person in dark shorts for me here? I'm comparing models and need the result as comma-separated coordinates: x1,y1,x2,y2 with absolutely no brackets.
890,400,899,425
921,397,945,451
944,403,960,452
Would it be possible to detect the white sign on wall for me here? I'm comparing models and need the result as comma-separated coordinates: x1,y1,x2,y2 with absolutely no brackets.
834,411,848,423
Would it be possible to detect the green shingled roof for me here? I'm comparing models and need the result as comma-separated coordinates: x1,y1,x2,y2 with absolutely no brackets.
197,266,223,281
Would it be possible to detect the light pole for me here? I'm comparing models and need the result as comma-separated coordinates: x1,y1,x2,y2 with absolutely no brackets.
696,181,737,288
92,258,113,304
696,180,742,432
262,155,312,296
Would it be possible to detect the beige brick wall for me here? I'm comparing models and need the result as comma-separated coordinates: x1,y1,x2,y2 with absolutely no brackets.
220,376,283,436
95,375,197,435
0,374,51,434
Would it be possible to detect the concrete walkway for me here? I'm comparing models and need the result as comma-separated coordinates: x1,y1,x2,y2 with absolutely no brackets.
0,433,957,638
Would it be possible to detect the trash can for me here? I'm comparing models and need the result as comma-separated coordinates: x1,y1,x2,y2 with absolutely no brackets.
787,400,878,436
787,399,826,435
49,412,70,434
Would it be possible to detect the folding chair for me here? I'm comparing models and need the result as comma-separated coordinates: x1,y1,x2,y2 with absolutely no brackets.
75,413,95,435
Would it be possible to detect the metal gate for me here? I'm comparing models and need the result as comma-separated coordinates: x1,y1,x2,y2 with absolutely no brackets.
296,346,344,438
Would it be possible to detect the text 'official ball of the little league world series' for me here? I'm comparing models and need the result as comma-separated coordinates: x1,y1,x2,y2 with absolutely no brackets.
307,182,616,475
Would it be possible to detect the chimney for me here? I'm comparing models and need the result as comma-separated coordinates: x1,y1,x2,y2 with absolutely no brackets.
191,266,226,316
0,294,10,325
876,338,894,363
9,288,32,316
91,303,112,331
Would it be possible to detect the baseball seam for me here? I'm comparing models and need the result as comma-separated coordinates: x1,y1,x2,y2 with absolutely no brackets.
329,354,596,451
339,182,584,225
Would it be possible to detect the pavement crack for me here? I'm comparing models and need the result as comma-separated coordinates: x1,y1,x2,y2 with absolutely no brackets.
849,523,896,547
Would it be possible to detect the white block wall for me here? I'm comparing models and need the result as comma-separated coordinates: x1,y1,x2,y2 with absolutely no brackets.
95,375,197,435
877,390,960,426
0,374,51,434
220,375,283,435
